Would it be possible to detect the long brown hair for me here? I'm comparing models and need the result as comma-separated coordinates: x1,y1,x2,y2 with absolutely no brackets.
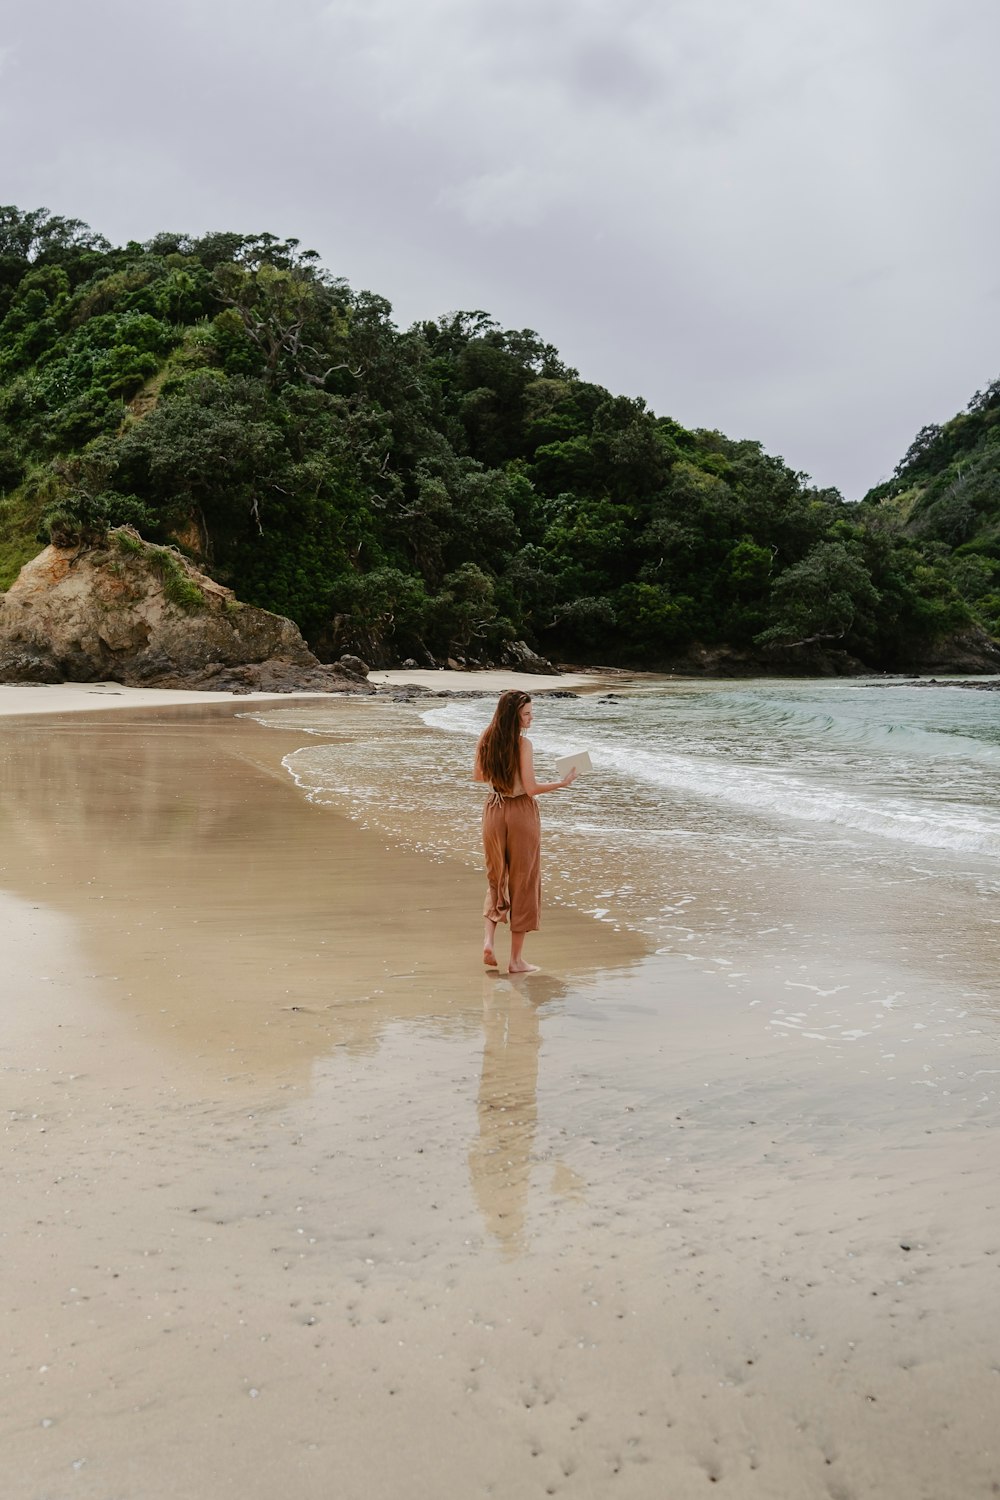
477,690,531,794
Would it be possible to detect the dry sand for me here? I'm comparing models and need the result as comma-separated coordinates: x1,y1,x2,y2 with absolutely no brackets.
0,682,336,716
2,694,999,1500
368,668,609,691
0,666,607,719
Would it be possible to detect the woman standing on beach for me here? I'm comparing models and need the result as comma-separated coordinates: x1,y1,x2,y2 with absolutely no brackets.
474,690,577,974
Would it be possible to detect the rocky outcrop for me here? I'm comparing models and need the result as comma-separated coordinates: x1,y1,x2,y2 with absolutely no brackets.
335,654,370,680
880,677,1000,691
890,627,1000,676
644,641,869,678
603,629,1000,679
0,530,372,693
500,640,559,675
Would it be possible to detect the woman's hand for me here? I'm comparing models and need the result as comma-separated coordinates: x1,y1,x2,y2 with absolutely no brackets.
559,766,579,787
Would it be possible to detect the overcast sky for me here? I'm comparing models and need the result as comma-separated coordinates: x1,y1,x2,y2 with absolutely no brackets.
2,0,997,498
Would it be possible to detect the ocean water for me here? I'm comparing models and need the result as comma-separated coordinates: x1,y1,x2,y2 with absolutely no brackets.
250,679,1000,1008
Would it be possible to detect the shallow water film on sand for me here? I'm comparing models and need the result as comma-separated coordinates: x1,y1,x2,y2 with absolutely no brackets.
4,688,1000,1500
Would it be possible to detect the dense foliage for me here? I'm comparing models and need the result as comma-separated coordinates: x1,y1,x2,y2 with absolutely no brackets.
860,381,1000,642
0,204,996,668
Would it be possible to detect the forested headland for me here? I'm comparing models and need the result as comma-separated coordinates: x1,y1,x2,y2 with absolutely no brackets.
1,205,998,674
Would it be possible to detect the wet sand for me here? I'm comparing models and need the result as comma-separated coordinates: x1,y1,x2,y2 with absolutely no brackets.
2,700,999,1500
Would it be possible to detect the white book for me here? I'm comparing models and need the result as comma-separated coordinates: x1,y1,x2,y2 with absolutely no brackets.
555,751,593,778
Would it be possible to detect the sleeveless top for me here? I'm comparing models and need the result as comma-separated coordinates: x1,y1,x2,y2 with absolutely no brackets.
489,770,527,798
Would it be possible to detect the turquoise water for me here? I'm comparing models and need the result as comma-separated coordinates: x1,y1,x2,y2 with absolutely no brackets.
253,678,1000,1005
427,679,1000,863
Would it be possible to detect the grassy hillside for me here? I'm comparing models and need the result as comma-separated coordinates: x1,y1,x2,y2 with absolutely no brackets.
1,204,996,670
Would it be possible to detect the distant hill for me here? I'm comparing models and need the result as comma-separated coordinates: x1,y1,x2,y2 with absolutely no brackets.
861,381,1000,643
1,203,997,674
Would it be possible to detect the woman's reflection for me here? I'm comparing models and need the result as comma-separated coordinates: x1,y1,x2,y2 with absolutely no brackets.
469,972,568,1258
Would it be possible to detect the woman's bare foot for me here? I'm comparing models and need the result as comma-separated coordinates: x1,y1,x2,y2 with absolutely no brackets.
508,929,535,974
483,917,498,968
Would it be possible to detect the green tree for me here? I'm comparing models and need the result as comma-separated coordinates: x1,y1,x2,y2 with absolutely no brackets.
756,542,880,647
427,562,501,658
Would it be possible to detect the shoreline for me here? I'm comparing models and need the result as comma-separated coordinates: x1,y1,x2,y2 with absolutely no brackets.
4,663,996,724
0,667,609,721
3,698,1000,1499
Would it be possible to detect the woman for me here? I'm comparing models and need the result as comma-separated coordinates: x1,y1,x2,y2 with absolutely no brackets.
473,690,577,974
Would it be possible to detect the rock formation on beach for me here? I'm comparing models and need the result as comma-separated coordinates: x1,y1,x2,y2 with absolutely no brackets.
654,628,1000,677
887,627,1000,676
0,529,372,693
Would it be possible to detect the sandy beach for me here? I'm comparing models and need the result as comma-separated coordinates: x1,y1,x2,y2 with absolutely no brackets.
0,666,598,719
3,685,999,1500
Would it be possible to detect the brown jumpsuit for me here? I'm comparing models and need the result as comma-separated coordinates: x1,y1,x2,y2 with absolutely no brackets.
482,783,542,933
